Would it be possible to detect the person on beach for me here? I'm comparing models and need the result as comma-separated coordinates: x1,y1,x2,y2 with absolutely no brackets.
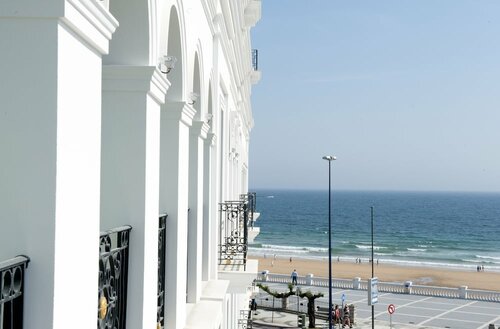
291,269,298,285
290,257,292,263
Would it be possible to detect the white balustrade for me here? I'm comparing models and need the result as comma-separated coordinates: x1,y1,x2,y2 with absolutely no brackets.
256,271,500,303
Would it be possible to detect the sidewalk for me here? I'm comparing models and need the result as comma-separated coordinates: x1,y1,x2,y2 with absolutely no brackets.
251,309,438,329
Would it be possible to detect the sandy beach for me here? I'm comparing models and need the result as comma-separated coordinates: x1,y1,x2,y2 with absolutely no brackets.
251,256,500,291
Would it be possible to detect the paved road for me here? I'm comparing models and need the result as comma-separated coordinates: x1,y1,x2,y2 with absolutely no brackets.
254,283,500,328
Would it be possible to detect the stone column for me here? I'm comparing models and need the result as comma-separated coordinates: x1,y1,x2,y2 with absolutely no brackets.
0,2,117,329
187,121,210,303
101,66,168,329
353,277,361,290
160,101,196,329
459,285,468,299
306,274,314,285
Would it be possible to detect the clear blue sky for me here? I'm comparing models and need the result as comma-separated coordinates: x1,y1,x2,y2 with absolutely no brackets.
249,0,500,192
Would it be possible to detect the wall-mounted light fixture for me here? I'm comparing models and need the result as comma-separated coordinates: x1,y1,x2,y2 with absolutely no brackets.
188,92,199,105
206,113,213,124
158,55,177,74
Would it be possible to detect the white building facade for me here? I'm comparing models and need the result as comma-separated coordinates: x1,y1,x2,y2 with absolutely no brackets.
0,0,261,328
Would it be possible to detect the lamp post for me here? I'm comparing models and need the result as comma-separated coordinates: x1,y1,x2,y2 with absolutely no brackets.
322,155,336,329
371,206,375,329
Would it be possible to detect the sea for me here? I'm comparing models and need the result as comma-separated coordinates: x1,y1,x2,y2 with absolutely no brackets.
248,189,500,272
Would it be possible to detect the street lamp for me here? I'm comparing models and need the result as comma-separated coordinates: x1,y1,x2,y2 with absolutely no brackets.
371,206,375,329
322,155,336,329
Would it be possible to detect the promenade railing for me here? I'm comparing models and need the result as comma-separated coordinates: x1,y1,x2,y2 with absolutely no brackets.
256,272,500,303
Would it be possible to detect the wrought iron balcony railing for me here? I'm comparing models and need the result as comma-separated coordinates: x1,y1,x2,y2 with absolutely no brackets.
251,49,258,71
0,255,29,329
98,226,132,329
219,201,248,269
157,214,167,329
238,309,253,329
240,192,257,227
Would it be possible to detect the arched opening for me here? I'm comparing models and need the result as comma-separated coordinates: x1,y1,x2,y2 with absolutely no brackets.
105,0,153,65
165,6,183,101
192,53,201,118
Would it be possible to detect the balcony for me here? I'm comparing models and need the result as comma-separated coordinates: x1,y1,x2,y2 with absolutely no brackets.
219,200,249,270
98,226,132,329
240,192,260,243
0,256,29,329
251,49,261,84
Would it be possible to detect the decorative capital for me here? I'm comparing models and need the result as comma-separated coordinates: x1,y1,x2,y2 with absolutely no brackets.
162,101,196,127
103,66,170,105
191,121,210,140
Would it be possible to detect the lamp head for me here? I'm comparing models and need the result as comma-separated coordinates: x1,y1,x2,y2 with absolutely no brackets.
158,55,178,74
322,155,337,161
188,92,199,105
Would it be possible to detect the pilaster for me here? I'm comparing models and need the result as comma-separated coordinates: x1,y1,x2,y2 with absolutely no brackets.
101,65,167,329
187,121,210,303
203,133,218,281
0,1,117,328
160,101,195,329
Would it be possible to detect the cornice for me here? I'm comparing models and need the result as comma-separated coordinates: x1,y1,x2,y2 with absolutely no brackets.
244,0,261,28
102,66,170,105
0,0,118,55
62,0,118,55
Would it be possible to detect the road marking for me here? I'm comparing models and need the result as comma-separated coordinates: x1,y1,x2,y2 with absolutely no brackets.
476,314,500,329
418,300,478,326
374,296,435,318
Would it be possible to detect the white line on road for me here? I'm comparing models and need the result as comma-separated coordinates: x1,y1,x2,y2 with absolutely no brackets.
476,314,500,329
418,300,478,326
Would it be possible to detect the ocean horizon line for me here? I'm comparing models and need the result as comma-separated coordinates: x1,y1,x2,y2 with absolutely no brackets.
250,187,500,194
